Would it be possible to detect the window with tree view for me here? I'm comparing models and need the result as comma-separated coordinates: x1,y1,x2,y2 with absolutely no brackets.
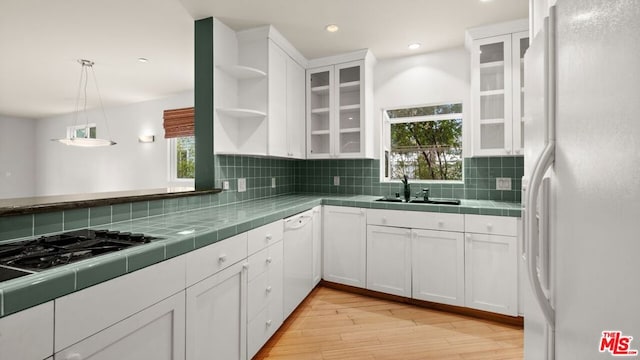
384,103,463,182
175,136,195,179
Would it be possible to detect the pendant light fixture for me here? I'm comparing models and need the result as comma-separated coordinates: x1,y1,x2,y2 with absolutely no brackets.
52,59,116,147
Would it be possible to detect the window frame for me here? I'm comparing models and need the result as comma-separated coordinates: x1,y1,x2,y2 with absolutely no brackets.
67,123,97,139
381,102,464,184
167,136,195,187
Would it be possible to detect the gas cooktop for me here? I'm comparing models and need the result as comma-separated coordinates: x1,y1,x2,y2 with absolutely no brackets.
0,229,159,282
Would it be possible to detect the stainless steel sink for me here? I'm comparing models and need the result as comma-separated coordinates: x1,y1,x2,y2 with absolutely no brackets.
375,197,405,202
409,198,461,205
375,197,461,205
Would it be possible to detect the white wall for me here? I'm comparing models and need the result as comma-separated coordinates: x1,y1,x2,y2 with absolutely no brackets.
373,47,471,158
0,115,37,198
34,91,193,196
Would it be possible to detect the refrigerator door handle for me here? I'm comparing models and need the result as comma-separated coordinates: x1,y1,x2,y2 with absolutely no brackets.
526,5,557,331
526,141,555,329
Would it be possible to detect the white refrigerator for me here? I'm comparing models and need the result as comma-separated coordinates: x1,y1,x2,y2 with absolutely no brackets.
523,1,640,359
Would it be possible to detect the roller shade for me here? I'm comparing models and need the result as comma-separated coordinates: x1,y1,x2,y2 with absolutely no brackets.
163,107,194,138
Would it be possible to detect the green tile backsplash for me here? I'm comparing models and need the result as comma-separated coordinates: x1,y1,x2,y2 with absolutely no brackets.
294,156,523,202
213,155,296,205
0,155,522,245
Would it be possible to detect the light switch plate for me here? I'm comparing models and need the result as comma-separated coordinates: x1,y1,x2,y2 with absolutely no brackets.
271,177,276,188
333,176,340,186
222,181,229,190
238,178,247,192
496,177,512,191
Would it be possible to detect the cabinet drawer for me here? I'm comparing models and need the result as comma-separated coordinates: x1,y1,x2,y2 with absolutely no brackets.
248,240,283,281
247,265,283,322
247,301,282,359
367,209,464,232
465,215,517,236
187,232,248,286
55,256,185,352
248,220,284,255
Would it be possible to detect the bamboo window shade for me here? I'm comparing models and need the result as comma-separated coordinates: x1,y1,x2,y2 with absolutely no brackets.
163,107,194,138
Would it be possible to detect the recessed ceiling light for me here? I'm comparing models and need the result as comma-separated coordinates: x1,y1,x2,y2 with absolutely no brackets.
325,24,339,33
408,43,421,50
480,0,493,2
138,57,149,63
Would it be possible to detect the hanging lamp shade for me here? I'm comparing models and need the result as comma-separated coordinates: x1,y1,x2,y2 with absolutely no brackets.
52,59,117,147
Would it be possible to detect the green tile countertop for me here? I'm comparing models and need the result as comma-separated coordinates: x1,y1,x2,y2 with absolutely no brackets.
0,194,521,318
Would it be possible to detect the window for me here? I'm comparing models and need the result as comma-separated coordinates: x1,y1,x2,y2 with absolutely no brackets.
382,103,463,182
163,107,195,185
169,136,195,182
67,124,97,139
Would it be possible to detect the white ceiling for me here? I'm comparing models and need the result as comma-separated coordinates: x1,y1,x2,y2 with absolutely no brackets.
0,0,527,120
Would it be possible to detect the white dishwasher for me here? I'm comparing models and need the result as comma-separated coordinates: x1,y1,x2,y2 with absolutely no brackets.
283,209,314,318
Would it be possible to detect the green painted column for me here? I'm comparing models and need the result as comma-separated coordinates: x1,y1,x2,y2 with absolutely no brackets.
194,17,216,190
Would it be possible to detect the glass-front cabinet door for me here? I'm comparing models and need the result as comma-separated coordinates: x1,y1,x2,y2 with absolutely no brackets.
335,61,364,157
512,31,529,155
307,61,367,159
307,66,333,157
472,34,513,156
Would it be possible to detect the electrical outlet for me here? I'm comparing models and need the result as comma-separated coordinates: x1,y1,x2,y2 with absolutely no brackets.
333,176,340,186
496,177,512,191
238,178,247,192
222,181,229,190
271,177,276,188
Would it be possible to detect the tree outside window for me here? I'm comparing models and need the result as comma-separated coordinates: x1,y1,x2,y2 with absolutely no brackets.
176,136,195,179
385,103,463,181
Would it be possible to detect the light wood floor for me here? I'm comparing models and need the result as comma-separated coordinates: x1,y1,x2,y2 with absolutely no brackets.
254,286,523,360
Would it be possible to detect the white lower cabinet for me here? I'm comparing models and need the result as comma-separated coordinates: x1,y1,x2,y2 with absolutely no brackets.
366,225,411,297
412,229,465,306
464,232,518,316
323,206,367,288
0,301,53,360
186,260,248,360
464,214,519,316
55,292,185,360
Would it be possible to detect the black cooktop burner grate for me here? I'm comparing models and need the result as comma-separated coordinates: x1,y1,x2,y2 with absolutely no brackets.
0,229,159,272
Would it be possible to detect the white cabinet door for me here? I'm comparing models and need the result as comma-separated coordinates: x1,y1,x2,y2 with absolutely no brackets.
511,31,529,155
412,229,465,306
186,260,248,360
322,206,366,288
55,292,185,360
0,301,53,360
470,26,529,157
465,232,518,316
366,225,411,297
334,61,365,158
286,55,306,159
268,40,288,158
311,206,322,286
471,34,514,156
307,66,334,158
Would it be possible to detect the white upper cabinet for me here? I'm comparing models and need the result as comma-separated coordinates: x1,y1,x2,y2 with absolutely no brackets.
307,51,375,159
467,19,529,157
214,21,307,158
